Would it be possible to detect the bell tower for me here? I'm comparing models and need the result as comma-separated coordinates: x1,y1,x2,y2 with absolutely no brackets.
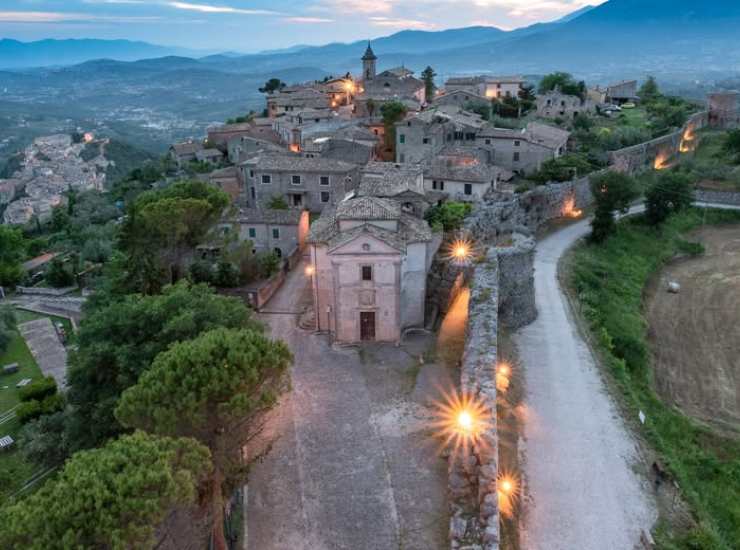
362,42,377,82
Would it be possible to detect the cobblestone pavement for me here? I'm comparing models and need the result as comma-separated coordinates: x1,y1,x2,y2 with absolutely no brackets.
17,317,68,389
246,259,449,550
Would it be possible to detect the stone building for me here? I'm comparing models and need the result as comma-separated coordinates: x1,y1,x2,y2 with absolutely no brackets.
354,43,426,117
307,196,440,343
204,166,240,202
708,92,740,129
240,153,360,212
266,87,330,118
206,119,280,148
423,151,498,201
445,75,525,99
536,90,595,119
434,89,491,111
358,162,434,217
222,207,310,260
195,148,224,165
606,80,638,105
227,135,284,165
395,105,488,164
475,122,570,175
169,141,203,168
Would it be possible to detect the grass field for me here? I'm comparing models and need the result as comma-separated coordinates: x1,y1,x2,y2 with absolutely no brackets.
0,318,44,502
682,130,740,192
567,208,740,550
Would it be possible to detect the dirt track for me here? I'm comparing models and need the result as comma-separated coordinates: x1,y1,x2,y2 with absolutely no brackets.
645,225,740,436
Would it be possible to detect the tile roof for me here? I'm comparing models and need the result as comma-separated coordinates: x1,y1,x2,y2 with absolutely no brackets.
336,196,401,221
229,207,305,225
358,162,425,197
241,153,357,173
171,142,202,155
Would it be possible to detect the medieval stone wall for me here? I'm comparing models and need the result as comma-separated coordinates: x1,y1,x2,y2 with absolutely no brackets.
695,189,740,207
449,248,500,550
609,111,708,174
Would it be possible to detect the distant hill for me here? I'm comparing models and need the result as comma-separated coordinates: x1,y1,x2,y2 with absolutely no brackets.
0,39,204,69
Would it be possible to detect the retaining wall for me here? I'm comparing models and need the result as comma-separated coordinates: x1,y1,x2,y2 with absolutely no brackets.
449,248,500,550
610,111,708,174
695,188,740,206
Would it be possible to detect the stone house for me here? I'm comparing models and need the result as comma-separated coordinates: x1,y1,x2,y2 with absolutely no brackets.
423,156,498,201
267,87,330,118
222,207,310,260
206,121,280,149
227,136,284,165
205,166,240,202
536,90,595,119
357,162,434,217
435,89,491,111
195,148,224,165
445,75,525,99
606,80,638,105
475,122,570,175
241,153,360,212
395,106,488,164
169,141,203,167
307,196,440,343
708,92,740,129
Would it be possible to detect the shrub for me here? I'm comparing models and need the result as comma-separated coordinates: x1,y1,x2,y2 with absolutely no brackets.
0,305,14,355
189,260,214,284
267,195,288,210
645,172,693,226
45,258,74,288
424,202,473,232
19,376,58,402
588,171,639,243
257,252,281,279
215,261,239,288
16,400,43,424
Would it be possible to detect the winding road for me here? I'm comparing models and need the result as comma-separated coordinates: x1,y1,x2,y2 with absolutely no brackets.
514,213,657,550
515,203,740,549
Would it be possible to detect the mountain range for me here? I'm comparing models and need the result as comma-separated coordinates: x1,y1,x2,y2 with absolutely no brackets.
3,0,740,79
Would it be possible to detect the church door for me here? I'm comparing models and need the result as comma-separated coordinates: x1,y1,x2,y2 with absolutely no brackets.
360,312,376,341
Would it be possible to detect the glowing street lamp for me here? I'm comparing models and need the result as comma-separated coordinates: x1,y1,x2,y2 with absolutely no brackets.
496,362,511,393
446,237,474,266
497,473,520,518
305,265,315,277
429,388,492,462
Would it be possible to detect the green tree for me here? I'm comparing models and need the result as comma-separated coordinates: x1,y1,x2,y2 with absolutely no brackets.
258,78,285,94
0,304,15,355
0,225,25,287
421,66,437,103
119,180,229,293
45,258,74,288
644,171,694,226
49,205,71,233
638,76,661,104
380,101,408,153
530,154,595,185
424,202,473,232
723,129,740,163
589,171,639,243
63,281,261,452
116,328,292,550
0,431,212,550
267,195,289,210
539,72,586,100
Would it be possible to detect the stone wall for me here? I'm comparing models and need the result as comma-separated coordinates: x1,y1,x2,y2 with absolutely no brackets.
609,111,708,174
449,248,500,550
496,233,537,329
695,188,740,206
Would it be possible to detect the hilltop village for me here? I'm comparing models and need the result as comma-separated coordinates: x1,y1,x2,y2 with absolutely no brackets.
164,45,681,343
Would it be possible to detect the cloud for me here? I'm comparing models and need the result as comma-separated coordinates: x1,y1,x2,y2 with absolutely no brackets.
283,16,334,24
0,11,161,23
321,0,394,15
166,1,281,15
369,16,436,30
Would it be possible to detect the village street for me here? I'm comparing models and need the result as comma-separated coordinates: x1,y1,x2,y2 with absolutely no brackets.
246,258,450,550
514,213,657,550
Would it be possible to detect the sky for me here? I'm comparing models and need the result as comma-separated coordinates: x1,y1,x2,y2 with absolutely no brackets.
0,0,606,52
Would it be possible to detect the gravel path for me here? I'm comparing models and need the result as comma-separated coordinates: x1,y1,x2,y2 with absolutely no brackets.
514,215,657,550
